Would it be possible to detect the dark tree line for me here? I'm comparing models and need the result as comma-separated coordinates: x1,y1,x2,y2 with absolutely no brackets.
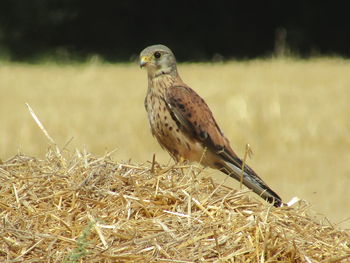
0,0,349,62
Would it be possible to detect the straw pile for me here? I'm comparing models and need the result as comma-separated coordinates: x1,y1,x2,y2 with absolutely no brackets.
1,149,349,262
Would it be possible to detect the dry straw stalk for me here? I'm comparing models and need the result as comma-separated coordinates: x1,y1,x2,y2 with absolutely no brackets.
0,149,349,262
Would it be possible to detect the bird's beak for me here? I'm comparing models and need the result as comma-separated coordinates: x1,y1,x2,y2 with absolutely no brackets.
140,55,151,68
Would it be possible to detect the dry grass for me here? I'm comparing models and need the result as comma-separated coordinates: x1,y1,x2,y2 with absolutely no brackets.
1,58,350,230
1,149,349,262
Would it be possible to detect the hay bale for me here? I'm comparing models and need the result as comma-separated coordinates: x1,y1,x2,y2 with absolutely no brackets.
0,150,349,262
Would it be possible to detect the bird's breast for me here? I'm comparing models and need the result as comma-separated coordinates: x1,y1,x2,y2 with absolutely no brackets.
144,76,205,162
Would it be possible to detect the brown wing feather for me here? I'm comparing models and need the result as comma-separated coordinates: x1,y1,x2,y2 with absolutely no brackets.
164,84,257,174
164,83,236,156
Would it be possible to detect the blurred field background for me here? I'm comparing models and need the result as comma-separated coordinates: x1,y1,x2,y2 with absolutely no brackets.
1,58,350,228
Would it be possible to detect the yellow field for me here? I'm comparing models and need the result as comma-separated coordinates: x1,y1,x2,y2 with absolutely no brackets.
1,58,350,228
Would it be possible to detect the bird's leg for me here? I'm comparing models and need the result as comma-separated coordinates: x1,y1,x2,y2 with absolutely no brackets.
177,156,189,165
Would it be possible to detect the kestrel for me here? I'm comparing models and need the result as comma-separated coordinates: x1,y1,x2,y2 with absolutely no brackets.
140,44,283,207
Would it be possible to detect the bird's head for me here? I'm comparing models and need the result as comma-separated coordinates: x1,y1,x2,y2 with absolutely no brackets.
140,44,178,78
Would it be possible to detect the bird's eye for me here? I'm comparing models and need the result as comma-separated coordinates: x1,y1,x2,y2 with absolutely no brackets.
154,51,161,59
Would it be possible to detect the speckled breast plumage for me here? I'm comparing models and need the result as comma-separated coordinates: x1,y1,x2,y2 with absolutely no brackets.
144,75,204,162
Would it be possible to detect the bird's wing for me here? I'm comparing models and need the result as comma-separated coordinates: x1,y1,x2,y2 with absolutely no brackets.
165,84,283,206
164,84,237,159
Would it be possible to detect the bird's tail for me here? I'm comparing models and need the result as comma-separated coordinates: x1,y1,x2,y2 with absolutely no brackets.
218,160,283,207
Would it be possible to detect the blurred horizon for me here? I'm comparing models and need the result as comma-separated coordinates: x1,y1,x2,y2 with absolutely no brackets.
0,1,349,62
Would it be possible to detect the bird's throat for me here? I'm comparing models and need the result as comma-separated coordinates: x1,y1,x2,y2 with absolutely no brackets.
148,73,175,94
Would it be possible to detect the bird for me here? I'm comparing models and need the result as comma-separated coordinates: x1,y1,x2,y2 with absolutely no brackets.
139,44,283,207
